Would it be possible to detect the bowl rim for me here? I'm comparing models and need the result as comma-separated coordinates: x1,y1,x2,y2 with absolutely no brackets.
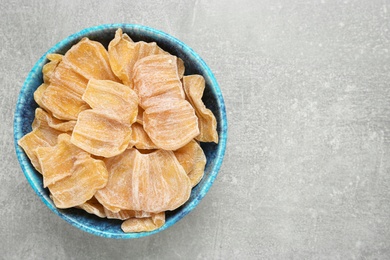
13,23,228,239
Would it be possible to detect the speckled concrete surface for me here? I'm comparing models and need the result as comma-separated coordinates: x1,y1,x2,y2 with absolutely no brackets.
2,0,390,259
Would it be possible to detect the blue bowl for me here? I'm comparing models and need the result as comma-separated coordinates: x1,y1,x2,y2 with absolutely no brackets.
13,24,227,239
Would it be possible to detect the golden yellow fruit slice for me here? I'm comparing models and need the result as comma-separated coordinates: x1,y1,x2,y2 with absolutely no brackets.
50,61,89,97
62,37,118,82
40,83,90,120
82,79,138,125
135,42,185,79
174,140,206,187
133,150,191,212
121,212,165,233
40,59,90,120
94,148,137,212
77,196,106,218
183,75,218,143
109,29,177,87
95,149,191,213
176,58,185,79
33,108,76,133
104,208,151,220
143,99,199,150
48,156,108,209
129,123,157,150
18,131,54,174
71,110,132,157
133,54,185,108
34,83,49,110
108,28,135,86
18,108,65,173
36,134,90,188
42,54,62,83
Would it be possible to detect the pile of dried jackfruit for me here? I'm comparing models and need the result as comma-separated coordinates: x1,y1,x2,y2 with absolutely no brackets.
18,29,218,233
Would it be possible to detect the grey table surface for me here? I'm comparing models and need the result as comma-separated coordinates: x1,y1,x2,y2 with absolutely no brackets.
2,0,390,259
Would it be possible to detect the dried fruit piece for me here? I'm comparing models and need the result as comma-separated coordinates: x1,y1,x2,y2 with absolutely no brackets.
94,148,138,212
50,61,89,96
36,134,90,187
108,29,173,87
105,209,134,220
121,212,165,233
183,75,218,143
77,197,106,218
95,149,191,213
129,123,157,150
135,42,185,79
42,54,63,83
174,140,206,187
71,110,132,158
34,83,49,110
82,79,138,125
18,132,54,173
133,54,184,108
143,99,199,150
176,58,185,79
48,156,108,209
132,150,191,212
108,29,135,86
40,58,90,120
62,38,119,82
104,208,151,220
18,108,65,172
40,83,90,120
33,108,76,133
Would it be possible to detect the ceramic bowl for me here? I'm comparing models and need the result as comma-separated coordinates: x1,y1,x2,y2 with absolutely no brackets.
13,24,227,239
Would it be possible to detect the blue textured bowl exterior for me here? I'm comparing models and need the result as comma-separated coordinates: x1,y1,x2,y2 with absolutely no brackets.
14,24,227,239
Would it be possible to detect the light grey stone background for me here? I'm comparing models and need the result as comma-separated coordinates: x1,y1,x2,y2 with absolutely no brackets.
1,0,390,259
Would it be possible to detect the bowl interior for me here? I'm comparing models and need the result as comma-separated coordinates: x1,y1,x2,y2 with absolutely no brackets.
14,24,227,239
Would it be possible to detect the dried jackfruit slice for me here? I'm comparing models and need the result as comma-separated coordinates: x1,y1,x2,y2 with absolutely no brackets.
36,134,90,188
105,209,134,220
62,37,118,82
48,156,108,209
50,61,89,97
94,148,138,212
77,197,106,218
33,108,76,133
183,75,218,143
108,28,136,86
108,29,173,87
40,83,90,120
176,58,185,79
174,140,206,187
18,108,65,173
135,41,185,79
121,212,165,233
18,132,54,174
133,54,185,108
34,83,49,110
40,59,90,120
129,123,157,150
82,79,138,125
143,98,199,150
104,208,151,220
71,110,132,157
42,54,63,83
133,149,191,212
95,149,191,213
